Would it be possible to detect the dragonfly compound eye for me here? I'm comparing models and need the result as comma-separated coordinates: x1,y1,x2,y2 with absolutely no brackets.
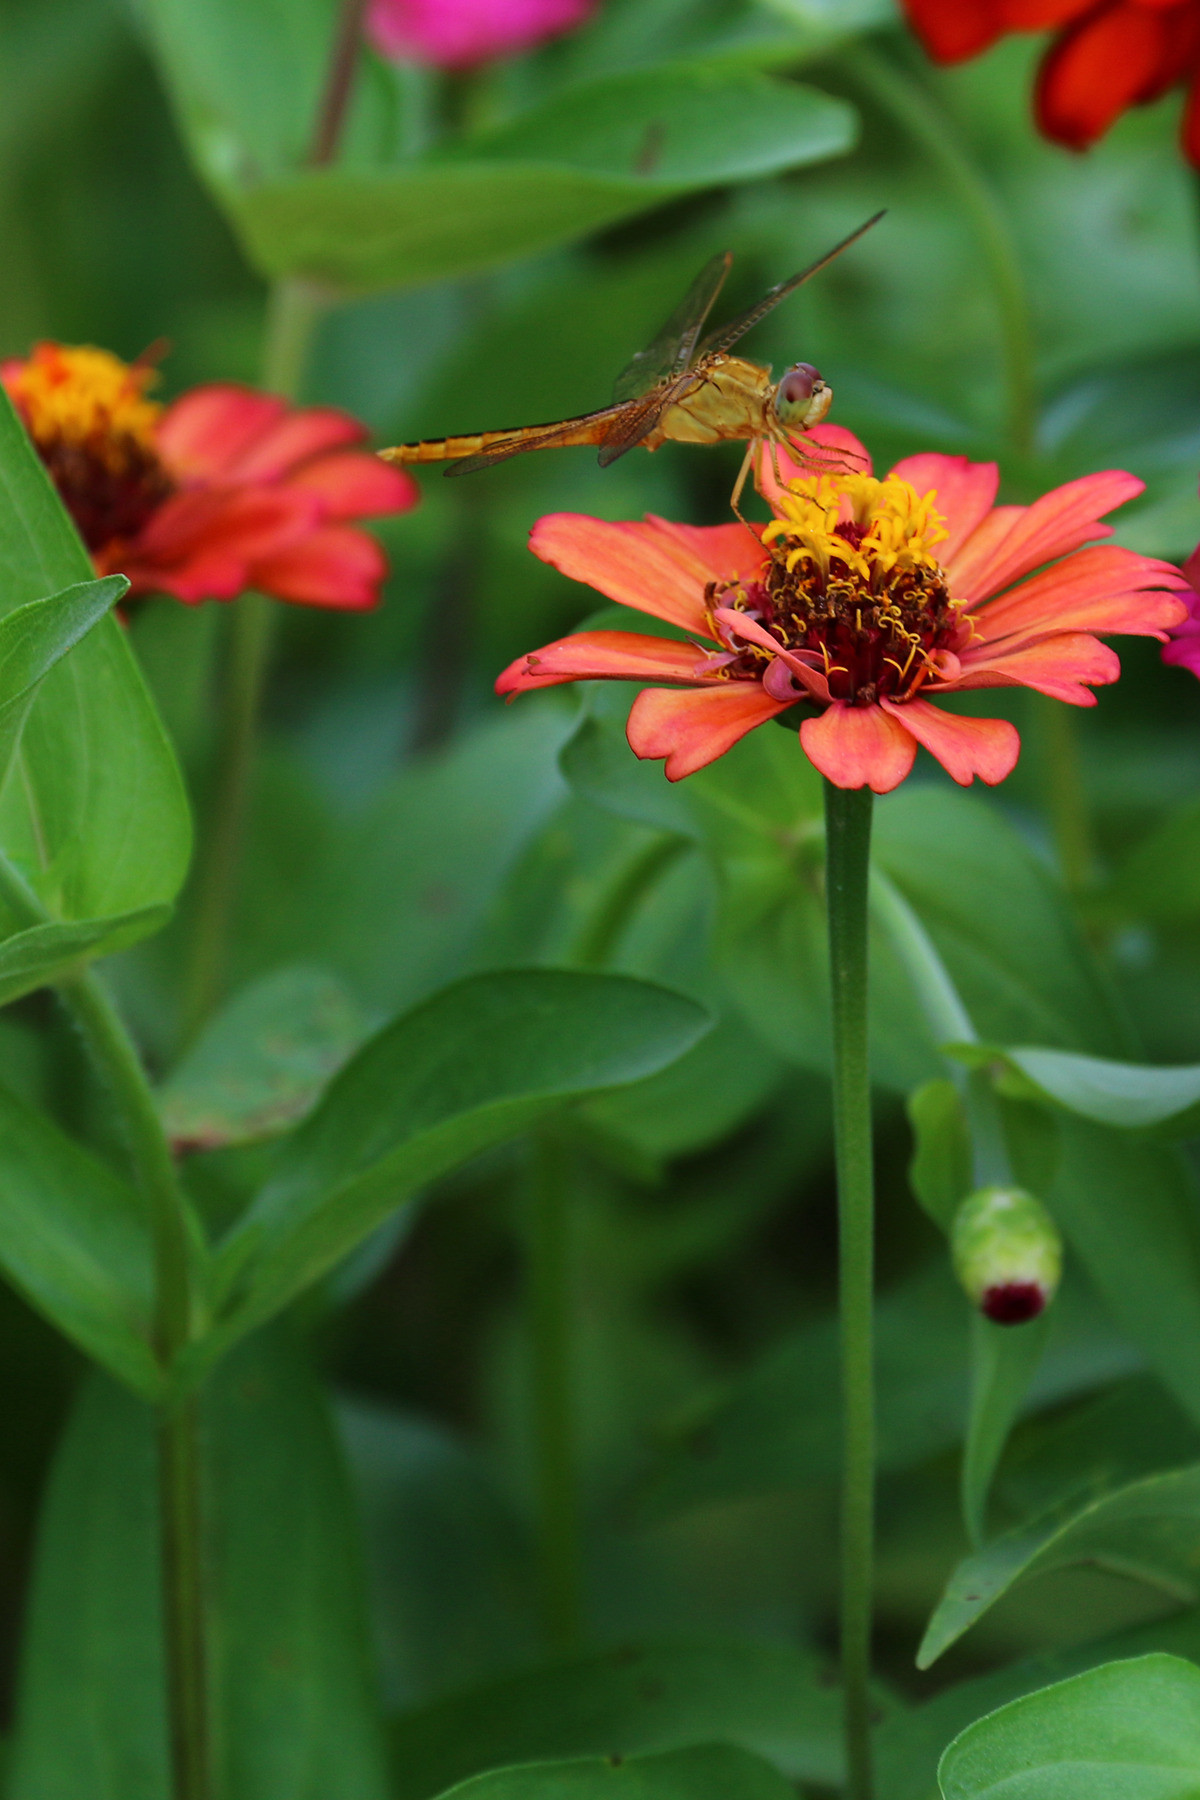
774,363,832,429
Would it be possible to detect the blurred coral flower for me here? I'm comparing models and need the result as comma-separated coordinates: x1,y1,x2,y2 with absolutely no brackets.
3,343,417,610
903,0,1200,166
497,427,1187,794
366,0,594,68
1163,540,1200,676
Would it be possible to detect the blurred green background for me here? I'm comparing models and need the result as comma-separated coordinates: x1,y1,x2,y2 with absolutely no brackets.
1,0,1200,1767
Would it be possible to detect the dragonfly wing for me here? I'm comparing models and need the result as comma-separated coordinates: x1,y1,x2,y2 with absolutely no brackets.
595,383,684,468
610,250,732,403
444,409,619,476
696,211,884,361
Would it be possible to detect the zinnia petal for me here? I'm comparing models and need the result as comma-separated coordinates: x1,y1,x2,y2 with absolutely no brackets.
948,470,1145,604
226,407,366,482
529,513,758,634
158,386,288,481
496,631,713,693
949,631,1121,702
627,683,788,780
287,449,419,518
366,0,593,68
888,452,999,564
799,702,917,794
903,0,1006,59
881,697,1019,786
1035,2,1172,150
249,525,387,611
971,544,1188,646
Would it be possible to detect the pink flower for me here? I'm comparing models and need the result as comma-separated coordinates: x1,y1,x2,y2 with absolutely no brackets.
366,0,594,68
1163,543,1200,677
497,427,1187,795
3,344,418,610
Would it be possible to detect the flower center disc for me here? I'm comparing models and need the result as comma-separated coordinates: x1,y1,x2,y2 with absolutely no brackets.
724,472,963,704
4,343,174,553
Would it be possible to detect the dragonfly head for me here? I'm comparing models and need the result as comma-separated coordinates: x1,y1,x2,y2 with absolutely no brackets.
773,363,832,430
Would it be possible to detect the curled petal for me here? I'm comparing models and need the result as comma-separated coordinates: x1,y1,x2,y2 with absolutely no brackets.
799,702,916,793
496,630,714,694
971,545,1189,647
288,450,419,518
158,386,287,480
881,697,1019,786
529,513,760,634
902,0,1005,60
249,525,387,610
712,606,832,702
627,682,787,780
949,631,1120,702
949,470,1144,604
888,453,998,565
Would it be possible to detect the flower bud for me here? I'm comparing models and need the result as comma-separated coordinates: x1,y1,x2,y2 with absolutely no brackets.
951,1186,1062,1325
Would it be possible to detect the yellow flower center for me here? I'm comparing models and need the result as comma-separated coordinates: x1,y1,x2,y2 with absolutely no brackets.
712,471,964,705
4,343,173,554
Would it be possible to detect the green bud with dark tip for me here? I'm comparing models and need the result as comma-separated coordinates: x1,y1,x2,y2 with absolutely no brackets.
951,1185,1062,1325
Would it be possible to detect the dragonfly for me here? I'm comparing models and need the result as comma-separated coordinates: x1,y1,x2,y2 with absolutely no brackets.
380,211,883,512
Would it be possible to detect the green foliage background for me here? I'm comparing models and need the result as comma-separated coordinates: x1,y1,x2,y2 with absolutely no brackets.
1,0,1200,1793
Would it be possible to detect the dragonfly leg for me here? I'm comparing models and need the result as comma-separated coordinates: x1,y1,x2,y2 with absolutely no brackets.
729,440,757,524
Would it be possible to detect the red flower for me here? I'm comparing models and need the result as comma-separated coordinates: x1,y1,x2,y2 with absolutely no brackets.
497,426,1186,795
903,0,1200,166
1163,541,1200,676
2,344,418,610
366,0,594,68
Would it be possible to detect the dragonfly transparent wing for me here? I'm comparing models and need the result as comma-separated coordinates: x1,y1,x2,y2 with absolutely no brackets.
696,212,884,362
611,250,732,404
595,374,698,468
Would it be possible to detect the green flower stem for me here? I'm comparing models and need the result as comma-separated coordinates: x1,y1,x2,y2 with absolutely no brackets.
823,780,876,1800
849,43,1036,462
60,967,209,1800
525,1133,583,1651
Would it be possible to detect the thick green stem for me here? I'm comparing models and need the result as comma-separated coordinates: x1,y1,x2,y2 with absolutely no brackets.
823,781,875,1800
525,1134,582,1651
60,968,209,1800
849,43,1036,462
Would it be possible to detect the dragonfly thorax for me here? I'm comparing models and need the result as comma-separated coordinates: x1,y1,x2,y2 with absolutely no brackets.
772,363,832,430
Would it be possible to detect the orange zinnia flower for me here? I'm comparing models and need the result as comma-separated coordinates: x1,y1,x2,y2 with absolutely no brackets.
3,343,418,610
496,426,1187,794
903,0,1200,166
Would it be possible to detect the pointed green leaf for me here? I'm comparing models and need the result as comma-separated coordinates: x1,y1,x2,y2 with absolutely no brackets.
0,387,190,972
202,972,709,1369
0,1082,158,1395
937,1655,1200,1800
0,574,126,785
427,1745,794,1800
953,1042,1200,1137
919,1465,1200,1669
159,965,370,1152
8,1332,390,1799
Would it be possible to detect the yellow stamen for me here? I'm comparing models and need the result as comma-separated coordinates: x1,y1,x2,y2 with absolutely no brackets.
8,343,161,470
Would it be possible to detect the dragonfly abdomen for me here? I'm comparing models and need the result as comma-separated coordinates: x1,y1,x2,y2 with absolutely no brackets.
381,412,613,466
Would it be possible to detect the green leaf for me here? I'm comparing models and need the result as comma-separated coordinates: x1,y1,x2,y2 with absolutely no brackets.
0,387,190,985
0,574,126,784
0,906,172,1009
1030,1118,1200,1432
390,1640,850,1800
1110,796,1200,924
225,72,856,290
204,972,710,1366
955,1042,1200,1137
425,1744,795,1800
8,1331,390,1799
159,965,370,1153
961,1310,1050,1549
937,1655,1200,1800
918,1464,1200,1669
0,1082,158,1396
